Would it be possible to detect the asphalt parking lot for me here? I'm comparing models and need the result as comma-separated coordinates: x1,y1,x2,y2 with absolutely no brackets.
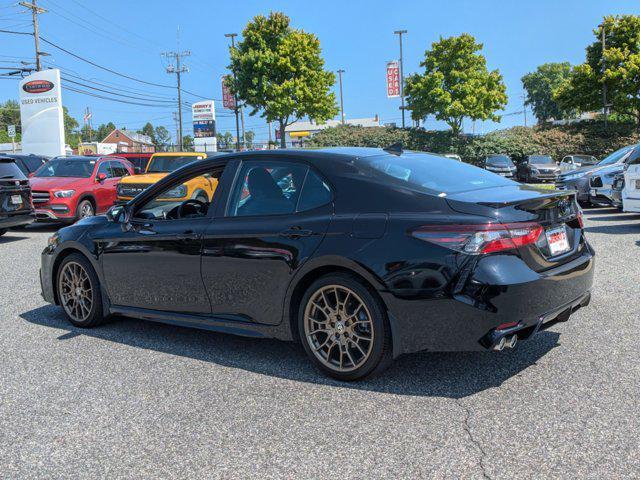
1,208,639,479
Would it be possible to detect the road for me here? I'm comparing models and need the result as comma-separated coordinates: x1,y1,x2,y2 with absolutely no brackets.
1,208,639,479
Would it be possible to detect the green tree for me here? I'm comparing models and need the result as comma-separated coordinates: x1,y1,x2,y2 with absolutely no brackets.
0,100,20,127
95,122,116,141
405,34,507,135
154,126,171,149
139,122,157,145
556,15,640,127
183,134,194,150
216,131,234,149
228,12,338,148
522,62,574,123
245,130,255,148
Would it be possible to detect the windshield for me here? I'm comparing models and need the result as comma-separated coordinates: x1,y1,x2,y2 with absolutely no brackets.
487,155,513,166
147,155,202,173
597,145,636,166
34,158,95,178
574,155,597,165
0,160,26,179
528,155,554,164
356,152,515,195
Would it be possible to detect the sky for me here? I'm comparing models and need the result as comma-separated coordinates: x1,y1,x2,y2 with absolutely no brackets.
1,0,638,144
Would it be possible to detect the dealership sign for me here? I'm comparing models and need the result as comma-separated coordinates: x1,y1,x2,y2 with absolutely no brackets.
19,69,65,157
192,100,217,152
221,75,236,110
386,61,400,98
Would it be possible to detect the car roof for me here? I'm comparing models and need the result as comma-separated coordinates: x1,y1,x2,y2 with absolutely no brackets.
151,152,205,157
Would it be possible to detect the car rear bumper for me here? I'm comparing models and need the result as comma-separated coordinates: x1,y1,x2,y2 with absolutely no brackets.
0,212,34,229
382,247,595,355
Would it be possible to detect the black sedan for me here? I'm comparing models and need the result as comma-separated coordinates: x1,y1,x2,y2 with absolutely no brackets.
40,148,594,380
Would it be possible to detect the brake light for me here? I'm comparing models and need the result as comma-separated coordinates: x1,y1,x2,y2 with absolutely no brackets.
577,209,584,229
411,222,543,255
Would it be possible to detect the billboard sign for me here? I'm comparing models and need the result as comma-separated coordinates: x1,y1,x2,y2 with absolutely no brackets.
386,61,400,98
192,100,217,152
19,69,65,157
222,75,236,110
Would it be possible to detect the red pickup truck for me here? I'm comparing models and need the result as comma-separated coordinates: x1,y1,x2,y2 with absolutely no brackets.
29,155,134,223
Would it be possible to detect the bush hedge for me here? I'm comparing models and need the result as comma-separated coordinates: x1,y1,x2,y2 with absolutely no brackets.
306,121,640,165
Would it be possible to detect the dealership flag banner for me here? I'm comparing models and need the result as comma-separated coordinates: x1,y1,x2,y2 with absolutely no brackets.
192,100,217,152
222,75,236,110
19,69,65,157
386,61,401,98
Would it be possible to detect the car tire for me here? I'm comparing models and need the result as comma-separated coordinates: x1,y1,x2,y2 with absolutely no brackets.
56,253,105,328
0,229,6,237
76,199,95,220
298,272,393,381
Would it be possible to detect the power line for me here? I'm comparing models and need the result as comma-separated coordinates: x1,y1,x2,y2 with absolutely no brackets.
61,76,178,105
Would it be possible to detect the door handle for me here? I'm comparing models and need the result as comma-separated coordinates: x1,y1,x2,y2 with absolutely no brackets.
280,227,313,238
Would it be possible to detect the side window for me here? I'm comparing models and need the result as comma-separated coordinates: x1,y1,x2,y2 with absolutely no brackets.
111,161,129,178
228,161,308,217
134,168,222,221
297,170,332,212
96,161,112,178
25,157,44,172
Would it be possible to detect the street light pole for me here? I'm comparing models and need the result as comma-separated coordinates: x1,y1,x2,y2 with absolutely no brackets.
337,69,345,125
225,33,241,151
394,29,407,128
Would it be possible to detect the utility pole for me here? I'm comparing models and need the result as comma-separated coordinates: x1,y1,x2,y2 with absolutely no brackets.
19,0,46,71
162,34,190,150
601,24,608,129
225,33,242,151
268,121,273,147
394,30,407,128
337,69,346,124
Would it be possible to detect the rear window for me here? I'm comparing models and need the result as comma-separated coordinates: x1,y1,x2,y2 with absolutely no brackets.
355,153,515,195
0,160,26,179
486,155,513,166
147,155,202,173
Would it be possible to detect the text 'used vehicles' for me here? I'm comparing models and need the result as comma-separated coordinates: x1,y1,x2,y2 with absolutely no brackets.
41,148,594,380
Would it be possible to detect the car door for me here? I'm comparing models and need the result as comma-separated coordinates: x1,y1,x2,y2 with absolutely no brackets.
560,157,572,173
201,158,333,325
99,165,227,314
106,160,130,210
92,160,117,213
624,151,640,202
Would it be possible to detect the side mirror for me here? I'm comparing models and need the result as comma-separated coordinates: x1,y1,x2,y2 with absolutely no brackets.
134,167,142,174
106,204,128,224
96,172,107,183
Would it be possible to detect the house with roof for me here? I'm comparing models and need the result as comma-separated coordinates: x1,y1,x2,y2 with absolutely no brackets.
101,128,155,153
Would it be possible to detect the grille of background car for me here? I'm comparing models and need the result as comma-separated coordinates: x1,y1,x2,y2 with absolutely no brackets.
118,184,150,197
31,191,50,204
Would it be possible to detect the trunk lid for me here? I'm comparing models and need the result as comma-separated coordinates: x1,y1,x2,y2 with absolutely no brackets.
445,185,586,272
0,178,32,215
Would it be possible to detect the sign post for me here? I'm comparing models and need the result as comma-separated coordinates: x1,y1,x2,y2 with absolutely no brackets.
386,61,401,98
7,125,16,153
192,100,217,152
18,69,65,157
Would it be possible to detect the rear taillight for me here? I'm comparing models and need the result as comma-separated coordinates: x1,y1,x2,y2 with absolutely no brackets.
577,209,584,229
411,222,543,255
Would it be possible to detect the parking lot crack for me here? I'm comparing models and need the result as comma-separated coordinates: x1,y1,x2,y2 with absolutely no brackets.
456,399,492,480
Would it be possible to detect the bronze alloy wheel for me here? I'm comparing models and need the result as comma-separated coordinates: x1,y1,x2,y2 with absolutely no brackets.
58,261,94,323
303,285,375,373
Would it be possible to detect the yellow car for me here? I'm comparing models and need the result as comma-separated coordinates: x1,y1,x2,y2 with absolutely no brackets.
117,152,217,204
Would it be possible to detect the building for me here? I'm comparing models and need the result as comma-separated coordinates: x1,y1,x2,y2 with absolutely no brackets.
284,116,380,147
101,129,155,153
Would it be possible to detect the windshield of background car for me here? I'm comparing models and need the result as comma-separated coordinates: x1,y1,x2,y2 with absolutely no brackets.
33,158,95,178
574,155,597,165
528,155,554,164
597,145,636,166
0,160,26,179
356,153,515,195
487,155,513,166
146,155,202,173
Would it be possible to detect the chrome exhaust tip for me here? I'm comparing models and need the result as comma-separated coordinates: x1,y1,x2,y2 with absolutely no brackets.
493,337,506,351
505,334,518,349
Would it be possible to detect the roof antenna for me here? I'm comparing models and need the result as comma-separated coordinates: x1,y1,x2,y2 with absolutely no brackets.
383,142,403,156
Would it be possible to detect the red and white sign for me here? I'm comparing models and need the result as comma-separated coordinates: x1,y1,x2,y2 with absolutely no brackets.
386,61,400,98
222,75,236,110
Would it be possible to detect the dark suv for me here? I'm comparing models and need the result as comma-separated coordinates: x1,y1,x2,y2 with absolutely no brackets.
517,155,561,183
0,158,34,236
1,153,48,176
